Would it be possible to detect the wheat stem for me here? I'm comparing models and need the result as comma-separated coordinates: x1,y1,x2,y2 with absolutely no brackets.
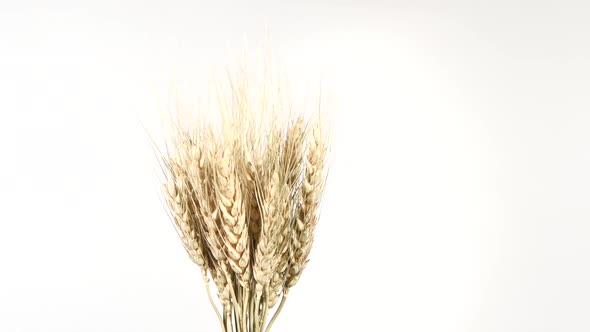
250,288,257,332
264,289,288,332
241,286,249,332
253,293,261,332
223,306,229,332
260,288,269,332
232,303,239,332
205,275,224,331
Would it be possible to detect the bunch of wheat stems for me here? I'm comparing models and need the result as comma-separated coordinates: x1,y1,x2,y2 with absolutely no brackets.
161,72,328,332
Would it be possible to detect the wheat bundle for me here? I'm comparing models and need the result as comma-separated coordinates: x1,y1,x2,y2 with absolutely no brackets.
160,66,329,332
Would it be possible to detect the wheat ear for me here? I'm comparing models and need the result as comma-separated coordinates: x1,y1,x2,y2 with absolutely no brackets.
215,145,251,289
286,118,327,289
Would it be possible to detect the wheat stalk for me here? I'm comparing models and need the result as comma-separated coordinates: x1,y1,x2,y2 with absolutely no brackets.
160,63,329,332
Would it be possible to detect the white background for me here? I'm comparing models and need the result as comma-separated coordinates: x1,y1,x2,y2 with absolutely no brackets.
1,1,590,331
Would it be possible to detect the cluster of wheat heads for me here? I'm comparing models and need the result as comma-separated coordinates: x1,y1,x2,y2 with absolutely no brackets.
160,74,329,332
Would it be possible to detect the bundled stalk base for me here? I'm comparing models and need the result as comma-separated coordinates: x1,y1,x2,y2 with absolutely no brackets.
161,67,329,332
